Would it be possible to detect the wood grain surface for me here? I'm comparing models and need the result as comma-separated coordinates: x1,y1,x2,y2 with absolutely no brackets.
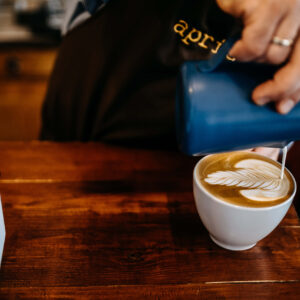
0,142,299,299
0,47,57,140
0,48,57,79
287,142,300,213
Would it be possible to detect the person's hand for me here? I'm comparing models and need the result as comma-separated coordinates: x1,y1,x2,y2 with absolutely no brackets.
216,0,300,114
251,147,280,161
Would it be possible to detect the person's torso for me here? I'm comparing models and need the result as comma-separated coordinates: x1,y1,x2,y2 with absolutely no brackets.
41,0,238,148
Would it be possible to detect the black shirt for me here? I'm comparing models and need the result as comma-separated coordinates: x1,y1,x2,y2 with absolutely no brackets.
41,0,238,149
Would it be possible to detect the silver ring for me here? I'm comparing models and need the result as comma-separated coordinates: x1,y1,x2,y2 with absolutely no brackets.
272,36,294,47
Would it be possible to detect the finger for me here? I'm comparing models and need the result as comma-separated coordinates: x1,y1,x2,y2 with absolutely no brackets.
242,148,255,153
252,147,280,161
229,3,284,61
276,89,300,114
264,10,300,64
252,35,300,105
263,14,300,64
290,89,300,105
276,98,296,114
216,0,257,17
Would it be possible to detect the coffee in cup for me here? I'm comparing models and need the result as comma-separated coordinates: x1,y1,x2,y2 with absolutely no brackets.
193,151,297,250
197,151,294,208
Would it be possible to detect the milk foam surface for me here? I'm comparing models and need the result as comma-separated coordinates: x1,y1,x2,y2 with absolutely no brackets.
205,158,290,202
198,151,294,207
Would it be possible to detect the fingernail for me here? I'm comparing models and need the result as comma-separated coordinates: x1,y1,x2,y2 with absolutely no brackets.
256,98,269,106
280,99,294,114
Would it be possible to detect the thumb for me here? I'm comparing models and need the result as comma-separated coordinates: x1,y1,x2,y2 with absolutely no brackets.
216,0,259,19
216,0,241,17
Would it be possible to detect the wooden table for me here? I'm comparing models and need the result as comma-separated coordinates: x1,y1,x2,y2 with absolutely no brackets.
0,47,57,140
0,142,299,299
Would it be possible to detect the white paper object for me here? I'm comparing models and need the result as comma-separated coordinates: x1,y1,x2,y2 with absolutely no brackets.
0,196,5,267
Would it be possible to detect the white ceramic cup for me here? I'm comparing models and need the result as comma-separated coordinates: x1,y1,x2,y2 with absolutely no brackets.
193,155,297,251
0,196,5,267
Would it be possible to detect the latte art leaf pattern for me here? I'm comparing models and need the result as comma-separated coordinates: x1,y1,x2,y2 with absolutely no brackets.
204,159,290,201
205,169,281,191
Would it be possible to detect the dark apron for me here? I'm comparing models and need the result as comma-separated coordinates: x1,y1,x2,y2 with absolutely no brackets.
40,0,238,149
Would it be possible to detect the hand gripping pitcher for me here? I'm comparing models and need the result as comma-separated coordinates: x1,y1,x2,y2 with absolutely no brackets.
176,39,300,155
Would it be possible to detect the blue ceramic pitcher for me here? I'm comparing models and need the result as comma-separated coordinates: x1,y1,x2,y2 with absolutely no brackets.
176,40,300,155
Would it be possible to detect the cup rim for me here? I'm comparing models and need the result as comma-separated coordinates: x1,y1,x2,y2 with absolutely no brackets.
193,152,297,211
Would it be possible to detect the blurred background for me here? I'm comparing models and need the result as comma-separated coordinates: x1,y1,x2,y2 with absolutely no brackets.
0,0,65,140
